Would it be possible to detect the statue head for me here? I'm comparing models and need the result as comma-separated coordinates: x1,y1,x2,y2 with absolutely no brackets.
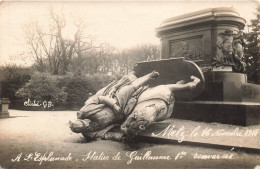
69,119,91,133
224,29,234,35
121,105,158,136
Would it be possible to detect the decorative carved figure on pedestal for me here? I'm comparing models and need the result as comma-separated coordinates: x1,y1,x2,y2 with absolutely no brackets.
233,31,246,72
214,29,246,72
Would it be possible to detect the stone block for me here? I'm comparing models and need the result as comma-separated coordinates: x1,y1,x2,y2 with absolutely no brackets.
172,101,260,126
133,57,205,100
211,72,247,83
198,81,243,101
246,105,260,126
0,98,10,118
242,83,260,103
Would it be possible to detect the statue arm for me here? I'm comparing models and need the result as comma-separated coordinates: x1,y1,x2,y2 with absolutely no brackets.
97,96,121,115
165,76,200,92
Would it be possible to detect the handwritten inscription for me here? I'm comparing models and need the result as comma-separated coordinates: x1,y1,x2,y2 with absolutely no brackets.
81,150,171,164
193,153,234,160
82,151,110,161
11,152,72,165
24,99,54,109
152,125,186,142
10,150,235,165
125,151,171,164
152,125,259,142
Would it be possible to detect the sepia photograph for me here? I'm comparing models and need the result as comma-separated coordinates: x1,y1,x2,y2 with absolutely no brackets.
0,0,259,168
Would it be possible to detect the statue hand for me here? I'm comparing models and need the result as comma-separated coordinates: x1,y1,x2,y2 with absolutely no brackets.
188,76,200,89
191,76,200,84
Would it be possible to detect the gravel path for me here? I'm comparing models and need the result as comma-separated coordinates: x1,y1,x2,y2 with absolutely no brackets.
0,110,259,169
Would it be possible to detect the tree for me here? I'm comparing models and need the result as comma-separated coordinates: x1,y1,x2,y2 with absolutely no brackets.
69,43,111,75
23,8,94,75
116,44,160,74
96,43,117,74
23,21,46,72
245,3,260,84
49,8,81,74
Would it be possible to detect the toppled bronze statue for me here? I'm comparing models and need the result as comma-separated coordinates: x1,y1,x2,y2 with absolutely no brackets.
69,71,200,142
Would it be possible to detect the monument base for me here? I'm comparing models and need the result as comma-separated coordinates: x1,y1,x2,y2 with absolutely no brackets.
173,101,260,126
190,71,260,126
134,59,260,126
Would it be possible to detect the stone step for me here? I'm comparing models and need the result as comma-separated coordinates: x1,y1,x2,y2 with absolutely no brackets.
172,101,260,126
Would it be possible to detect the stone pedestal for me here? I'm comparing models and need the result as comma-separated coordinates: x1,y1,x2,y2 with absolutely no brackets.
156,7,246,72
0,98,10,118
150,7,260,126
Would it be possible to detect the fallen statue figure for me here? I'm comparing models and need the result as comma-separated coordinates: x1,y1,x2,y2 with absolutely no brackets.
69,71,200,142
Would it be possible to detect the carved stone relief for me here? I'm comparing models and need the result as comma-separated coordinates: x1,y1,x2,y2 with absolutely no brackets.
214,29,246,72
170,36,203,60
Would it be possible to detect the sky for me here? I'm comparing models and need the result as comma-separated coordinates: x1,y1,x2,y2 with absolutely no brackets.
0,0,258,66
